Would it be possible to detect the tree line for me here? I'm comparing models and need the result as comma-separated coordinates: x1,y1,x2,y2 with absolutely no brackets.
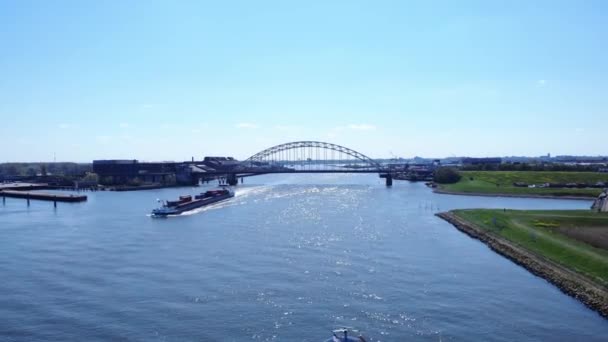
460,163,605,172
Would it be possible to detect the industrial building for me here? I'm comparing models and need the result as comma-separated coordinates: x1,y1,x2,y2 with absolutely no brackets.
92,157,239,186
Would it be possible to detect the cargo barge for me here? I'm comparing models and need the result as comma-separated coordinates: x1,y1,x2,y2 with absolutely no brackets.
151,187,234,217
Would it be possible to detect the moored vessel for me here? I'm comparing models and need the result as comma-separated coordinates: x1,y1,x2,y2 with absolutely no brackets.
151,187,234,217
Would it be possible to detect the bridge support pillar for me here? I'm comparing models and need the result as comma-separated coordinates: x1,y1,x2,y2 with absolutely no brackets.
227,174,238,186
385,174,393,187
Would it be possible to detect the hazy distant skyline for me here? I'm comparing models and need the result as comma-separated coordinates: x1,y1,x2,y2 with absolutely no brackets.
1,0,607,162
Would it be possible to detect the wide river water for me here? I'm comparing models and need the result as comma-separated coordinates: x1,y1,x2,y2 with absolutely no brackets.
1,174,606,341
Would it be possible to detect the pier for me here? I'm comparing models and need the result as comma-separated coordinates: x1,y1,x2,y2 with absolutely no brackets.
0,182,49,191
0,190,87,203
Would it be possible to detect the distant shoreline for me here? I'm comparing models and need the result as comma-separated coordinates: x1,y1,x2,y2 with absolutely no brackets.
436,211,608,319
433,188,596,201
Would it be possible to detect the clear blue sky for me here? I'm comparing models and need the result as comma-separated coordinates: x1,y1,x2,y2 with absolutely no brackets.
1,0,606,162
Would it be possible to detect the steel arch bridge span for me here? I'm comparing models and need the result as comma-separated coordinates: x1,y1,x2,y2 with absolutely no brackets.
243,141,382,170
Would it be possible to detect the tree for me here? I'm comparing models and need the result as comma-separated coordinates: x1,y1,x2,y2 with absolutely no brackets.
434,167,462,184
100,176,114,185
82,172,99,183
163,174,176,185
128,177,142,186
5,164,19,176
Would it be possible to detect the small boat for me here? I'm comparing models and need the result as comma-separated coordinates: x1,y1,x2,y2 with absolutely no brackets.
325,328,367,342
151,187,234,217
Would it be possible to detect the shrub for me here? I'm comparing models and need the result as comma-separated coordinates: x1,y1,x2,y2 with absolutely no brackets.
434,167,462,184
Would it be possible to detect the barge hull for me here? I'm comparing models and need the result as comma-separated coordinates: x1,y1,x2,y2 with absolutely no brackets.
153,193,233,216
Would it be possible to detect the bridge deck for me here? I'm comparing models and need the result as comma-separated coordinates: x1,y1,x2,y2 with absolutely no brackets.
199,169,391,175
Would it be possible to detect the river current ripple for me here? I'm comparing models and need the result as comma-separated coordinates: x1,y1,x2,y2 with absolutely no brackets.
1,174,606,341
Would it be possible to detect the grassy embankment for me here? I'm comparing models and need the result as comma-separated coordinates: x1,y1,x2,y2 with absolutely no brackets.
452,209,608,287
439,171,607,198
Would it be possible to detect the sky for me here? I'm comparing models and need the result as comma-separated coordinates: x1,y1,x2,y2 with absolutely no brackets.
1,0,607,162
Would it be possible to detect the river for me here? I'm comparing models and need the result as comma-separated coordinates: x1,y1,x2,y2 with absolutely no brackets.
1,174,606,341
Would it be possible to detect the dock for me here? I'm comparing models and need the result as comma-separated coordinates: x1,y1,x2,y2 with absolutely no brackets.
0,182,49,191
0,190,87,203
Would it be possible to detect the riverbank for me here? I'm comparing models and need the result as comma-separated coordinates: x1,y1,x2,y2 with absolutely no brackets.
437,210,608,318
438,171,606,198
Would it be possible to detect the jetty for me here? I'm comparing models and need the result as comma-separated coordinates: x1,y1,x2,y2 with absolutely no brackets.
0,182,49,191
0,190,87,203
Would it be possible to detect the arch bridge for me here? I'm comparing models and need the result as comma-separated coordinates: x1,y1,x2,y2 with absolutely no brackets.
198,141,394,186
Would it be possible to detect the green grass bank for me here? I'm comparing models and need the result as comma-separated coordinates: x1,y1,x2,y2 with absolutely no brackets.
453,209,608,286
438,209,608,317
437,171,607,198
